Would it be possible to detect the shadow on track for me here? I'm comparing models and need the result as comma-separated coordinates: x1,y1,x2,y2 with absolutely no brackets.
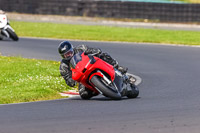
67,95,141,101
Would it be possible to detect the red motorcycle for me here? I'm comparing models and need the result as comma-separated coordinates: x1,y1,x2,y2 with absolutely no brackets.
70,52,139,100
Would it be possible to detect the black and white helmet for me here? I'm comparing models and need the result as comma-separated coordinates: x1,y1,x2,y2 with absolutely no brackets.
58,41,74,61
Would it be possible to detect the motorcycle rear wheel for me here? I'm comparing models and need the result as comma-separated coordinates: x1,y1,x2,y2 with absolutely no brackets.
126,84,139,98
90,75,121,100
6,28,19,41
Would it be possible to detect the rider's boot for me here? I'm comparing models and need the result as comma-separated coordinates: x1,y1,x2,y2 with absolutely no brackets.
118,66,128,74
127,76,136,85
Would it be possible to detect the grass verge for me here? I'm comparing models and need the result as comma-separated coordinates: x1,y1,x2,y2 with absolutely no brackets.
12,21,200,45
179,0,200,3
0,56,70,104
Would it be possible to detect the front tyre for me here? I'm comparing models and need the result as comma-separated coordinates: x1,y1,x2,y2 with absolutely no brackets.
6,28,19,41
90,75,121,100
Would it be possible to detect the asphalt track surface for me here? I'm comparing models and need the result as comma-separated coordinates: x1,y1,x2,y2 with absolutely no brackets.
1,38,200,133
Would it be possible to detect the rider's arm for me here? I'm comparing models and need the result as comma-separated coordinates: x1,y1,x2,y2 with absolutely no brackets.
74,45,102,56
99,53,118,68
75,45,117,67
59,61,76,87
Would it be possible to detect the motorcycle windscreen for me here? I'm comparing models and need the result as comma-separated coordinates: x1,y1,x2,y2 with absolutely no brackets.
69,52,83,69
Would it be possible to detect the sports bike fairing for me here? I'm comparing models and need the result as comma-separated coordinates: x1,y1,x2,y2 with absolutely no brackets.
70,52,115,92
0,14,7,28
70,52,83,69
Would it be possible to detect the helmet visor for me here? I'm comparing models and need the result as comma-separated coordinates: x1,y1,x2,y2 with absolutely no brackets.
62,48,74,60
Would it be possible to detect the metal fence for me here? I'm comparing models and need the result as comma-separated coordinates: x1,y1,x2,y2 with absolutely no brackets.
0,0,200,22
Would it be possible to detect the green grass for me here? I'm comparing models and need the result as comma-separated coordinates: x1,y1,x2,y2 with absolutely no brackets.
0,56,70,104
178,0,200,3
12,21,200,45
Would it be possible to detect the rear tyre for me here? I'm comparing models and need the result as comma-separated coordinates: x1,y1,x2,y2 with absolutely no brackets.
0,35,2,40
90,75,121,100
126,84,139,98
6,28,19,41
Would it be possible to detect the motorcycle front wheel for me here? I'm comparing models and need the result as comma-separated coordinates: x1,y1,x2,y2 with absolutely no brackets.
6,28,19,41
90,75,121,100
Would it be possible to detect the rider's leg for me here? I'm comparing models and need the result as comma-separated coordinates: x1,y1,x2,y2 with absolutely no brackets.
115,73,137,97
125,76,139,98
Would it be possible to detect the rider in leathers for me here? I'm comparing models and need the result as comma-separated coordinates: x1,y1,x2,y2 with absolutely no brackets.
0,10,5,40
58,41,131,99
